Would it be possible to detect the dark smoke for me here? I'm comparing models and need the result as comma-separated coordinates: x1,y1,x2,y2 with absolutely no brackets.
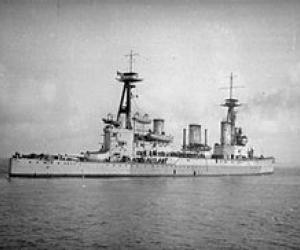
241,87,300,119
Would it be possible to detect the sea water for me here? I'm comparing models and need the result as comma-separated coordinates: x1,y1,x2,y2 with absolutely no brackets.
0,163,299,249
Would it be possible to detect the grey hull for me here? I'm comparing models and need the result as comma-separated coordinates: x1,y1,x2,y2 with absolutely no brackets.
9,157,274,177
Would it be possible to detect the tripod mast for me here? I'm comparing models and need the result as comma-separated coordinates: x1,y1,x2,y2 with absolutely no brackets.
116,51,142,129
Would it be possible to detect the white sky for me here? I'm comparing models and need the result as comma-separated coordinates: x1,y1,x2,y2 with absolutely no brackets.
0,0,299,164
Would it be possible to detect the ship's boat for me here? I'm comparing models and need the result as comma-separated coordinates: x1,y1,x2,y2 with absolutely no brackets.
146,133,173,143
102,113,121,127
132,113,151,124
83,151,110,162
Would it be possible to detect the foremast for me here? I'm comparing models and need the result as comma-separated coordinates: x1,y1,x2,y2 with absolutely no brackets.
116,50,142,129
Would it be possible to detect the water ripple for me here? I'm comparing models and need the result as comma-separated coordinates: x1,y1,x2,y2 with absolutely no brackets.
0,167,300,249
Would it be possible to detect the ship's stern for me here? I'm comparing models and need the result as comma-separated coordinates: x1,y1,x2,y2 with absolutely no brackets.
259,157,275,174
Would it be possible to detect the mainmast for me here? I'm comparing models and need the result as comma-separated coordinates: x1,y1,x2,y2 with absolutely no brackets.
220,73,242,145
116,50,142,129
221,73,241,125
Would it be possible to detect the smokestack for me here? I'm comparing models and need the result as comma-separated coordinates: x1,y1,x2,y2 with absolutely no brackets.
189,124,201,145
153,119,164,135
183,128,187,150
205,129,208,146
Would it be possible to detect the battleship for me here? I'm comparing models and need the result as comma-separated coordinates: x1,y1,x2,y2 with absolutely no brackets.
9,52,275,177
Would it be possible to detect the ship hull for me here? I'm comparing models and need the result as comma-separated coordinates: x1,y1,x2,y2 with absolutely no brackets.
9,157,274,177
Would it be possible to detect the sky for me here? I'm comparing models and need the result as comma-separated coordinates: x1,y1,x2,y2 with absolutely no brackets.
0,0,299,164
